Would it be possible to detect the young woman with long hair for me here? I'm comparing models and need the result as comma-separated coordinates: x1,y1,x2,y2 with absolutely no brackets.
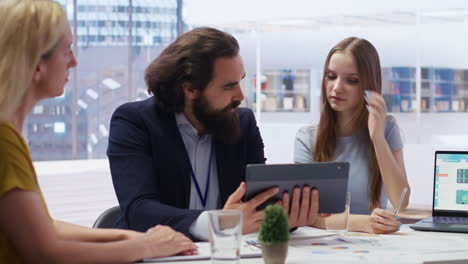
294,37,410,234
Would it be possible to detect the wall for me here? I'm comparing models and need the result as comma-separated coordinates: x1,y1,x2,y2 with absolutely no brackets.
235,22,468,72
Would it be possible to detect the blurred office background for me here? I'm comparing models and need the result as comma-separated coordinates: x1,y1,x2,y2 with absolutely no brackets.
32,0,468,226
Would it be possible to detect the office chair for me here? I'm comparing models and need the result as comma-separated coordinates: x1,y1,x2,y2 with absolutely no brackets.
92,205,121,228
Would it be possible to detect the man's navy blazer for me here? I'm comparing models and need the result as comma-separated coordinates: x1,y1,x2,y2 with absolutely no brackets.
107,96,266,239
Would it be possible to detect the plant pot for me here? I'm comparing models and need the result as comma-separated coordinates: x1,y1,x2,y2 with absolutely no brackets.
261,242,288,264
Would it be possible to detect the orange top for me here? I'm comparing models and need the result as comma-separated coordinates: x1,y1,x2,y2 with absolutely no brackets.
0,122,51,264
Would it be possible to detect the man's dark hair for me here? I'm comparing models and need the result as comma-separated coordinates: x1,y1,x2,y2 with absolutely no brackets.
145,27,240,113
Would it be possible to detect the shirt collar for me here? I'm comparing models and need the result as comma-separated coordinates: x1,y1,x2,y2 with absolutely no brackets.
175,113,201,139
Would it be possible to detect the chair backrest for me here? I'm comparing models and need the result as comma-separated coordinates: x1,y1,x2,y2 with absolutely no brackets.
92,206,121,228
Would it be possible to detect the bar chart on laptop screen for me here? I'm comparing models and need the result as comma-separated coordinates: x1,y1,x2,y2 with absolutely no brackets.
435,154,468,210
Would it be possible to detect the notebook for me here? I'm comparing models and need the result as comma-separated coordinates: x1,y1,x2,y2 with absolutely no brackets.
143,241,261,262
410,151,468,233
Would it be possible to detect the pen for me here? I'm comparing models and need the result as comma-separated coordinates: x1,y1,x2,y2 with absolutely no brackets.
393,186,408,216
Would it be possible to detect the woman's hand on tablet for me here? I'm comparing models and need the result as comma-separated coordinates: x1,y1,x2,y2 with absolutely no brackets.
278,187,326,227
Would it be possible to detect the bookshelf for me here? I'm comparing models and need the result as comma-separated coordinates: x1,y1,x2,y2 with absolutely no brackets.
253,69,310,112
250,67,468,113
383,67,468,113
383,67,416,112
454,70,468,112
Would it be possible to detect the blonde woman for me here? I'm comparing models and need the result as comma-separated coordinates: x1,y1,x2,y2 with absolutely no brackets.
0,0,196,263
294,37,410,234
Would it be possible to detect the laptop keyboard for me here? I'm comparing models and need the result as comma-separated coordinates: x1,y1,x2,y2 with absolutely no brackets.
431,216,468,224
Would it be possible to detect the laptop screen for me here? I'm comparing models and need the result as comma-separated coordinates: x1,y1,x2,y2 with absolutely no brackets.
434,152,468,213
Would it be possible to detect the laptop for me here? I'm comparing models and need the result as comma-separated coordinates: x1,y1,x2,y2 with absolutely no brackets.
410,151,468,233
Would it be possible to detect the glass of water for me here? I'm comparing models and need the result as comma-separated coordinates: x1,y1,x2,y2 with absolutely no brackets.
208,209,243,264
325,191,351,235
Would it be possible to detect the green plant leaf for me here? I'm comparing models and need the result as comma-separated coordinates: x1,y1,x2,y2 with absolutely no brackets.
258,205,290,244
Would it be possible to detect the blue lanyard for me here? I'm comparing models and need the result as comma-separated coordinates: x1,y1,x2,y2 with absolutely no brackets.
188,142,214,208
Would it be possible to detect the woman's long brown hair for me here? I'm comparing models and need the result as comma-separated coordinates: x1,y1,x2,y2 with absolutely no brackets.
313,37,383,211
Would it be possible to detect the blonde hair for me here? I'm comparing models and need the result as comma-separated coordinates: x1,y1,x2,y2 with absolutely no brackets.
0,0,68,121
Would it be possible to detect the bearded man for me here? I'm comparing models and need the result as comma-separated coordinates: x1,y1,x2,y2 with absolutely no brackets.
107,27,319,241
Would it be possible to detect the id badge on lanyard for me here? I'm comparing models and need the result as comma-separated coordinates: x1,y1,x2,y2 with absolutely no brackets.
188,142,214,207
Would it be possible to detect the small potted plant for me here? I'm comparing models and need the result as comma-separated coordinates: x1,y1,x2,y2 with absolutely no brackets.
258,205,290,264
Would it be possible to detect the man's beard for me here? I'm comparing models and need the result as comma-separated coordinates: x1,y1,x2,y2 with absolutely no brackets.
193,94,241,144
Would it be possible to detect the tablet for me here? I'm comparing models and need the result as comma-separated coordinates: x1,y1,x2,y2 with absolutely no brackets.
244,162,349,214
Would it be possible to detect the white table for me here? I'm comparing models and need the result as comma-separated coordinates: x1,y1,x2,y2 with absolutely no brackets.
140,225,468,264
